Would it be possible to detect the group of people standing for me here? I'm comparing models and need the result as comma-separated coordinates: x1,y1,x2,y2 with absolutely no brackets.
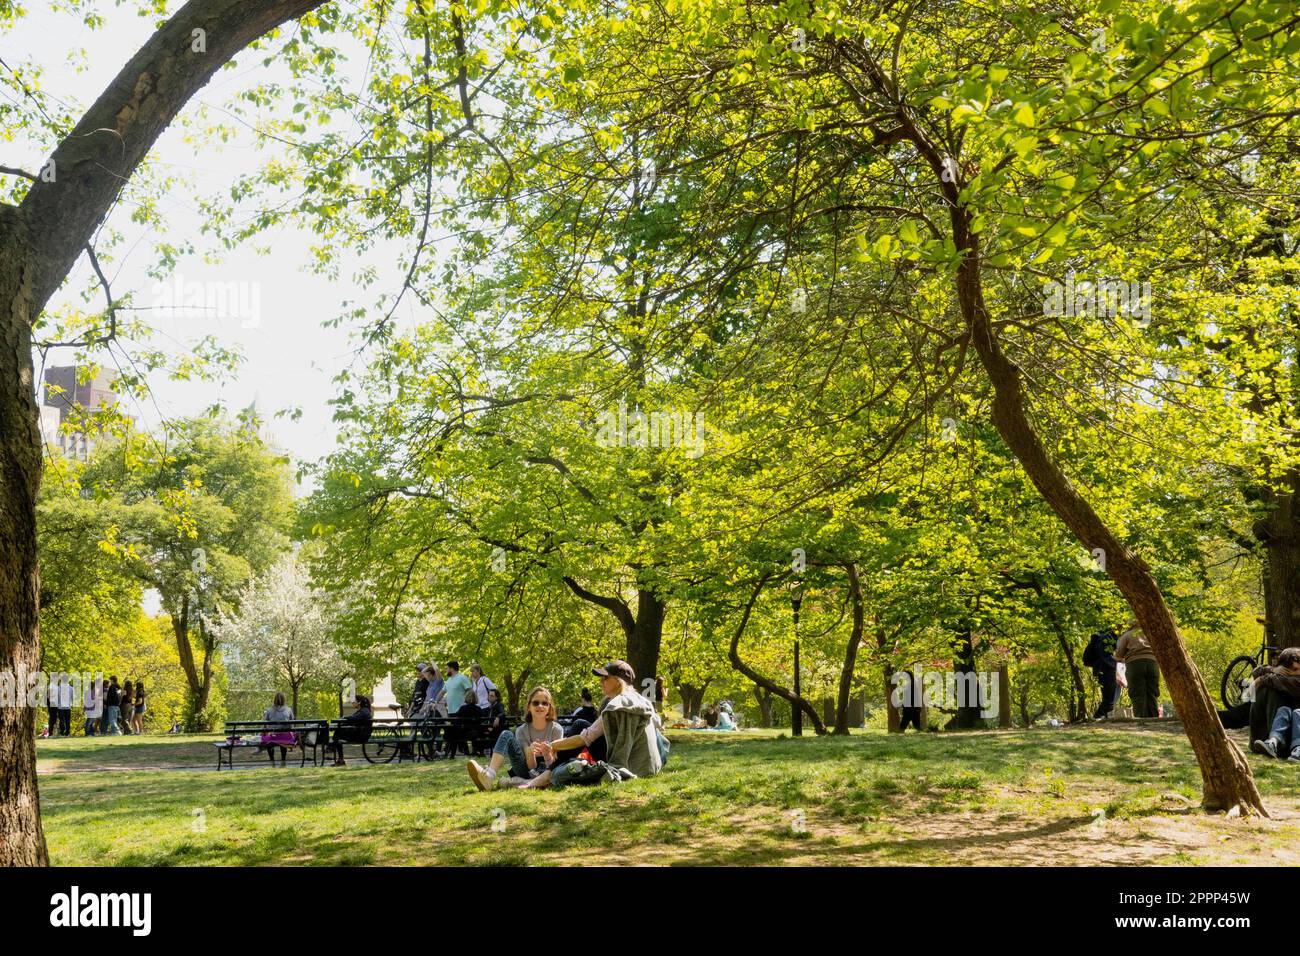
1083,623,1161,719
42,674,146,737
405,660,506,756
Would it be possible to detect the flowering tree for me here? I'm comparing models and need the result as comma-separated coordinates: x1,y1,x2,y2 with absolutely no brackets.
216,552,343,716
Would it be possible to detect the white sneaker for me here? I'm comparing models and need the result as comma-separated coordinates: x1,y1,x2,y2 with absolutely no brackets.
467,760,497,791
1289,749,1300,763
498,775,527,788
1251,737,1279,759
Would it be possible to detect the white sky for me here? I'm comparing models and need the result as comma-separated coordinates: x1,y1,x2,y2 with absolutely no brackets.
5,3,427,488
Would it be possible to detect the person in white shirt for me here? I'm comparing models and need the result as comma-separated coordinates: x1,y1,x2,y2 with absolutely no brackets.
56,673,76,736
470,664,497,709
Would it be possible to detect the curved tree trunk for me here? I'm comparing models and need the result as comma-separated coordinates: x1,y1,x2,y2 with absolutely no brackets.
0,0,332,867
727,576,827,735
949,205,1266,814
562,577,665,691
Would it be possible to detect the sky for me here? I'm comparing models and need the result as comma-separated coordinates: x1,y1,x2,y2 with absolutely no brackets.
6,2,426,489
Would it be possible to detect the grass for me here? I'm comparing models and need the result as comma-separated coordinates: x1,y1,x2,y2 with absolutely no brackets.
35,724,1300,866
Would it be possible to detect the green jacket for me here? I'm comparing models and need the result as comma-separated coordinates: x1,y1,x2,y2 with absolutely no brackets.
600,690,662,778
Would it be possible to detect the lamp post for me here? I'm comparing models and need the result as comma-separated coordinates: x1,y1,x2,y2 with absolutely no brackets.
790,581,804,737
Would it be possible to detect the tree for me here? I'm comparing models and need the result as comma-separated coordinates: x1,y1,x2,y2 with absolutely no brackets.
0,0,338,866
498,0,1296,813
81,416,294,727
215,550,342,715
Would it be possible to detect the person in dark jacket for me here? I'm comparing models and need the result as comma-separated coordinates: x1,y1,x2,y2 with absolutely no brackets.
1082,629,1120,719
895,669,923,731
409,664,430,717
330,695,373,766
1249,648,1300,760
569,688,599,725
101,677,122,736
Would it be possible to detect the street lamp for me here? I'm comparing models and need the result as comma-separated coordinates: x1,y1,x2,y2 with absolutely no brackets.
789,580,804,737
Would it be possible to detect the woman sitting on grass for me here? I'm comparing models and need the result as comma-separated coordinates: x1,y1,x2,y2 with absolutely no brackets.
508,660,663,790
467,686,565,791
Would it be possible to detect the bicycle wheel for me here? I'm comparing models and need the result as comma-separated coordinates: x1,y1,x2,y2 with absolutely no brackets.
1221,656,1257,709
362,738,400,764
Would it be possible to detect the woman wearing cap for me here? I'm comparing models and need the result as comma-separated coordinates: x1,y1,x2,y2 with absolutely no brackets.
467,686,566,790
513,661,663,789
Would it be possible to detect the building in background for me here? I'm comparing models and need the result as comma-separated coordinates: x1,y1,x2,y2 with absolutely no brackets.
38,364,120,460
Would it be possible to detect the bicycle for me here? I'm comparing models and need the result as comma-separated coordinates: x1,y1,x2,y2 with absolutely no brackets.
1220,617,1279,709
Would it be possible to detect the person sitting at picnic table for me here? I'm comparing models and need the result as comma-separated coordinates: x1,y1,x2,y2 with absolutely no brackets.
262,692,296,767
569,688,599,724
511,661,664,790
484,687,506,731
467,686,567,790
1249,647,1300,760
329,695,373,766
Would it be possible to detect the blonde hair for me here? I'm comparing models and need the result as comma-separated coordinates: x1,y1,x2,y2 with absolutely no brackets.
526,686,557,723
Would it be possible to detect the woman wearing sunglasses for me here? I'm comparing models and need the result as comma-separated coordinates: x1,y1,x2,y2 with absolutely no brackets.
467,686,565,790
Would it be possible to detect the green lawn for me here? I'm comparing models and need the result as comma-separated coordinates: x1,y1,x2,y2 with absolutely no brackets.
36,726,1300,866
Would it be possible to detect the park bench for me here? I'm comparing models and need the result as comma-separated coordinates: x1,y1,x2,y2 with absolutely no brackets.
213,719,330,770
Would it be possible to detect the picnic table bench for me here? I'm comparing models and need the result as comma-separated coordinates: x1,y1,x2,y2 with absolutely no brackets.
342,713,520,764
213,719,330,769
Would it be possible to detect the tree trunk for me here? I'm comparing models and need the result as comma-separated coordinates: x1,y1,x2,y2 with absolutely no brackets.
727,577,828,735
997,663,1011,729
627,589,665,694
833,562,865,735
1005,571,1088,722
883,663,901,732
562,577,665,690
0,204,48,865
949,199,1267,813
502,668,530,714
1255,473,1300,654
753,684,774,727
0,0,332,866
946,626,984,730
679,681,709,718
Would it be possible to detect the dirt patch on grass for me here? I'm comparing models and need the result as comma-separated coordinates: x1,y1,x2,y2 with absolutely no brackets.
565,790,1300,867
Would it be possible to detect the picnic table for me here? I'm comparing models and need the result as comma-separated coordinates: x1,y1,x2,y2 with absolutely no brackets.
213,719,330,769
